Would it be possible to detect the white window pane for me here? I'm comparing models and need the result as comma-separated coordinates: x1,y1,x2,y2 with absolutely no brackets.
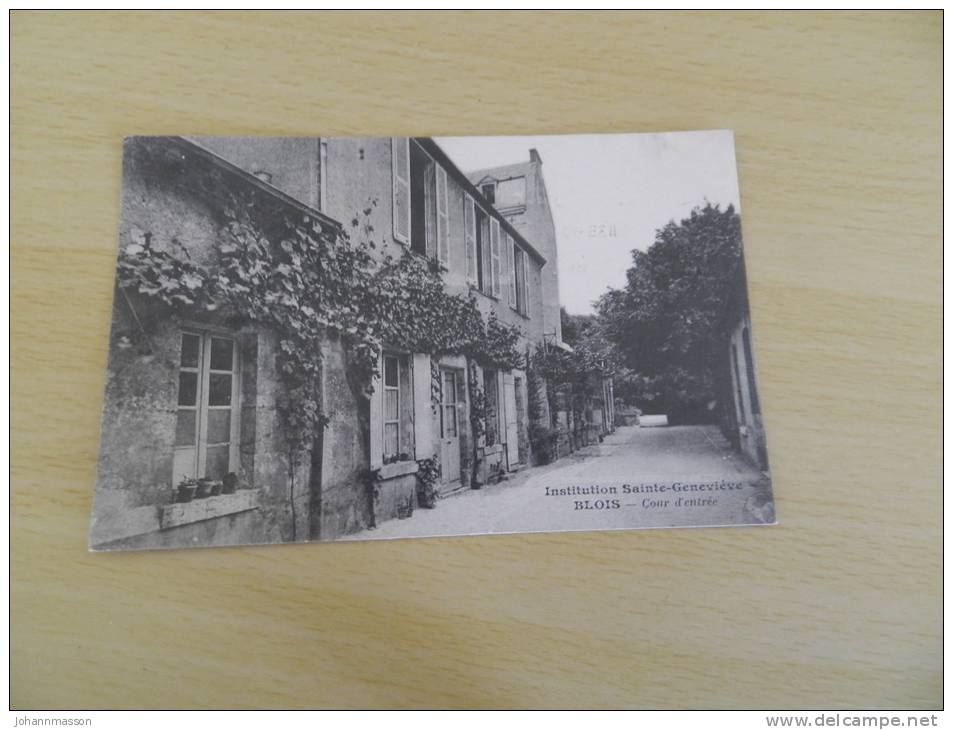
205,444,230,480
180,333,200,368
178,371,198,406
384,424,399,457
210,337,234,371
208,373,232,406
207,409,231,444
385,389,399,421
384,356,399,387
173,447,197,483
175,409,197,447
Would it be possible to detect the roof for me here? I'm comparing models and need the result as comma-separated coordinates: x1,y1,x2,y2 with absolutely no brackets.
467,160,535,187
418,138,546,266
168,136,343,233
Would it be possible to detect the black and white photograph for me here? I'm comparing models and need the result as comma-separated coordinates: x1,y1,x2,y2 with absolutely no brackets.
89,131,774,551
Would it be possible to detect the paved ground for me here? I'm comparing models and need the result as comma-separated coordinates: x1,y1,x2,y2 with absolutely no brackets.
345,425,774,542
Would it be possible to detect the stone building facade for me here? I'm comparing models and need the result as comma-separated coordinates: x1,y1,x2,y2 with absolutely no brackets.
90,137,334,549
469,150,615,457
467,150,563,346
91,135,560,549
726,313,768,471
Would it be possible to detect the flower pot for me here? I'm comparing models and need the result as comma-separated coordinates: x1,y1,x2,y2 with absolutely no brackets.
195,479,213,499
416,487,437,509
175,484,197,503
222,473,238,494
209,481,223,497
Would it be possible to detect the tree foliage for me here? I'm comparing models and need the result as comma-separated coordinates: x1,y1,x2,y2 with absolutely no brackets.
597,203,745,421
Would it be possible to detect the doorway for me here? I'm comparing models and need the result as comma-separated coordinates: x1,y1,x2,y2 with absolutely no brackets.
439,368,462,492
504,373,520,470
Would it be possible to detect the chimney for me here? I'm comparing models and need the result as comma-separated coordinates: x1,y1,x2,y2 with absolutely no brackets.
529,148,542,164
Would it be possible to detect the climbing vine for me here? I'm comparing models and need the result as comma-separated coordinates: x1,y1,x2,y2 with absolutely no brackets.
415,455,441,509
466,361,487,444
117,191,525,463
483,311,525,371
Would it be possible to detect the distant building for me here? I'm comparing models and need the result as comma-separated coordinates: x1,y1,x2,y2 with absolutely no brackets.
467,149,563,346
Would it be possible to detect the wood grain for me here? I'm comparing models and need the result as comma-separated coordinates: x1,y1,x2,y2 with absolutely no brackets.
11,11,941,709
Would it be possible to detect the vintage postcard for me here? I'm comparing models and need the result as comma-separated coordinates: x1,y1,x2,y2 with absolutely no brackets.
89,131,774,551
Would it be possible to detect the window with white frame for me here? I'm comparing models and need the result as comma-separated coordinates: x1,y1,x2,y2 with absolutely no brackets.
408,141,435,257
513,244,529,316
489,218,502,298
383,354,402,460
174,331,241,485
466,201,505,299
393,138,450,266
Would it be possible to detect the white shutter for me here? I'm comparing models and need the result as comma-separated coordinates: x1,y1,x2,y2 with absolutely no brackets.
464,194,476,284
391,137,410,244
369,352,384,469
436,166,449,267
490,218,501,298
412,354,433,460
507,233,517,307
522,248,530,315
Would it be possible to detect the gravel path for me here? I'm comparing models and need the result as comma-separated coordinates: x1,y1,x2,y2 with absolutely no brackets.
345,424,774,542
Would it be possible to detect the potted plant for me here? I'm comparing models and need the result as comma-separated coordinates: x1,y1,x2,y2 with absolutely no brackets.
195,477,214,499
415,456,440,509
209,480,223,497
175,477,198,504
529,423,559,465
396,494,414,520
222,472,239,495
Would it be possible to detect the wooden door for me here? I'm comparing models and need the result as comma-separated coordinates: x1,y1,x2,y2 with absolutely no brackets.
504,373,520,470
439,368,462,491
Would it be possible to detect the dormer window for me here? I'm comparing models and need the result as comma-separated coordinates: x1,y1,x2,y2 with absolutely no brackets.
496,177,525,209
481,183,496,204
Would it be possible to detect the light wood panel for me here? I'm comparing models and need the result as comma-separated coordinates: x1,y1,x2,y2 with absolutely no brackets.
11,11,941,709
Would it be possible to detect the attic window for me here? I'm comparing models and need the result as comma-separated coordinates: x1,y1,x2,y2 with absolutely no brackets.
481,183,496,204
496,177,525,209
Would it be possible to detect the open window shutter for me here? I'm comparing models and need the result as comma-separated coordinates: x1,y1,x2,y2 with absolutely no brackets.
522,249,530,315
490,218,501,298
507,234,517,307
369,352,384,469
412,354,433,460
464,195,476,283
391,137,410,244
436,166,449,267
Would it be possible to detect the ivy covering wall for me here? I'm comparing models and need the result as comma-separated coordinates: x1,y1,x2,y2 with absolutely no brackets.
116,144,525,464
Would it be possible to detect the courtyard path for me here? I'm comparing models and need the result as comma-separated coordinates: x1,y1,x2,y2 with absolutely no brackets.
344,424,774,542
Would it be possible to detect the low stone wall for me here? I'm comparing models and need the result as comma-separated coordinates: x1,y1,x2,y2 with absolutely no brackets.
95,495,268,551
374,461,419,523
473,443,505,486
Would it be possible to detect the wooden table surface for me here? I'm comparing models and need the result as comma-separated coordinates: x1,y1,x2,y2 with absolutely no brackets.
11,11,942,709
